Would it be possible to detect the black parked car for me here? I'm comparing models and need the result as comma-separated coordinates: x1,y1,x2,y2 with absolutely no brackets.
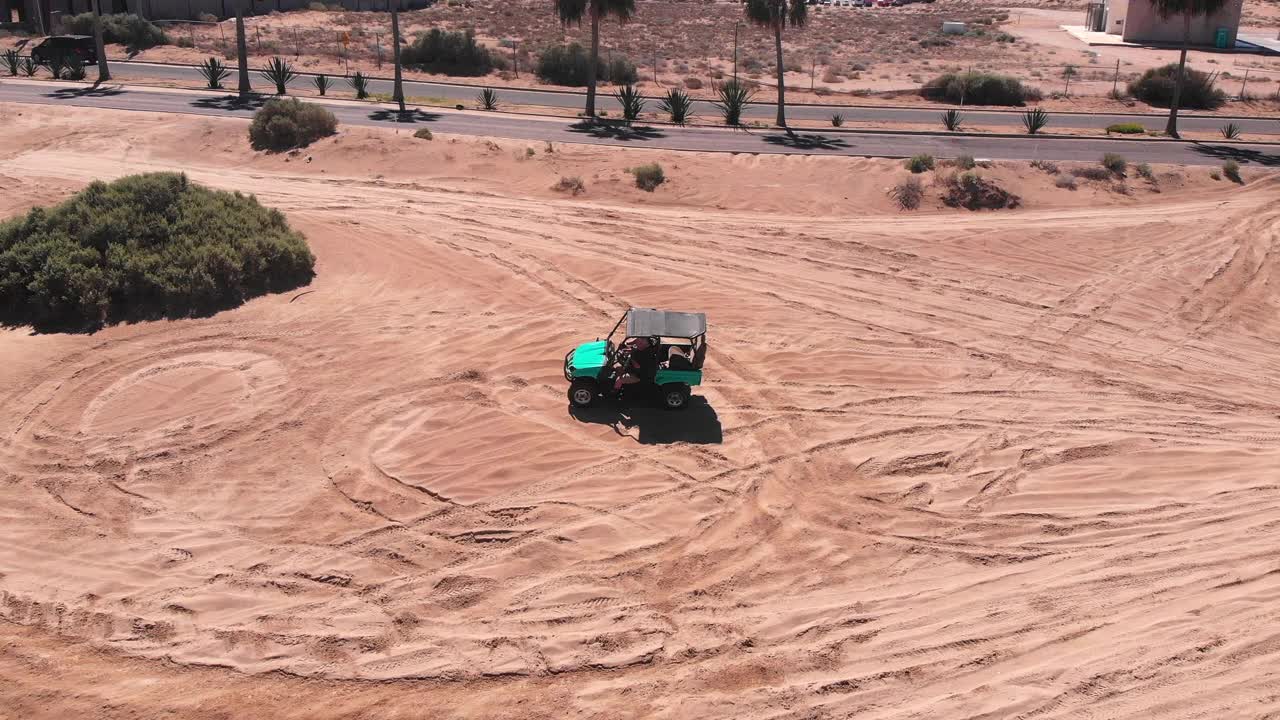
31,35,97,65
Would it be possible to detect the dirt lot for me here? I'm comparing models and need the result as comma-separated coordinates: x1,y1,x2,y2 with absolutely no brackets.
2,103,1280,718
4,0,1279,113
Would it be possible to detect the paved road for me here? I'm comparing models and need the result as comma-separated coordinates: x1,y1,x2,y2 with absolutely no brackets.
2,81,1277,167
106,60,1280,135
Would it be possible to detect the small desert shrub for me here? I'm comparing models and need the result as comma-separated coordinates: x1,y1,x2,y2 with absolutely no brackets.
198,57,229,89
1222,160,1241,183
64,58,86,80
889,177,924,210
905,154,935,173
259,57,297,95
537,43,635,86
478,87,499,110
1022,107,1049,135
1220,122,1240,139
176,36,194,48
248,98,338,152
613,84,645,121
1106,122,1144,134
921,71,1038,106
660,88,693,124
20,56,38,77
714,80,754,126
831,113,844,127
1054,174,1077,190
3,49,19,76
413,127,433,140
402,29,498,77
313,73,330,96
1127,63,1225,110
1030,159,1059,175
1101,153,1127,175
553,176,585,195
683,77,703,90
197,12,219,22
942,172,1021,210
1070,166,1113,181
0,173,313,330
952,154,976,170
629,163,665,191
348,71,369,99
62,13,168,48
941,108,963,131
1209,169,1221,180
1136,162,1154,180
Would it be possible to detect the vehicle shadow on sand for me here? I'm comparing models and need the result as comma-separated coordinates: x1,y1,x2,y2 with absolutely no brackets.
569,394,723,445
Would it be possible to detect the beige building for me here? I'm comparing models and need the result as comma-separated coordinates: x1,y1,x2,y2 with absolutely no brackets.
1092,0,1245,46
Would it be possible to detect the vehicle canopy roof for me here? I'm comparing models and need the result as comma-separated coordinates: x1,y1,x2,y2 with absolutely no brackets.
623,307,706,339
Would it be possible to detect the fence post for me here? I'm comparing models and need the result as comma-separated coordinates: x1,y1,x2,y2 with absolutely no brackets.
1111,58,1119,97
1239,68,1250,100
512,39,518,78
810,57,815,91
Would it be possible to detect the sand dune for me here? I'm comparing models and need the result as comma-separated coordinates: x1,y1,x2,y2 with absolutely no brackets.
1,105,1279,719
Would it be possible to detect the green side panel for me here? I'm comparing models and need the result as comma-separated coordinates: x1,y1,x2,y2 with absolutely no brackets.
655,369,702,387
570,340,609,378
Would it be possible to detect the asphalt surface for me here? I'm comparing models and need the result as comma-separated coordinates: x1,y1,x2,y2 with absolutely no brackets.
105,60,1280,135
2,80,1277,167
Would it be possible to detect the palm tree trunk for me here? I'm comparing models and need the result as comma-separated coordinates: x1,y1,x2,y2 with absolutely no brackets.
586,1,599,118
92,0,110,82
391,6,404,112
773,21,786,127
1165,13,1191,138
235,2,250,97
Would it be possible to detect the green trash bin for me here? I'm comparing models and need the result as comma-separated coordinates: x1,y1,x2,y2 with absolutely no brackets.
1214,27,1229,49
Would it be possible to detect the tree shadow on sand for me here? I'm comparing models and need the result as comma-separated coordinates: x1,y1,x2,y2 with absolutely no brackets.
569,391,722,445
1190,143,1280,167
45,84,127,99
762,131,850,151
368,108,441,123
568,121,665,142
191,94,267,111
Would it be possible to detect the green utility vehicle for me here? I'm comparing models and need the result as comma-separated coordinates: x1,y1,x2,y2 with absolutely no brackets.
563,308,707,410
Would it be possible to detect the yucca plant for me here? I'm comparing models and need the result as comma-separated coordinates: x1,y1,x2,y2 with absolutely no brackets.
348,71,369,99
659,88,692,125
259,57,297,95
715,80,755,127
830,113,844,127
64,57,86,81
1220,122,1240,139
198,57,229,89
45,55,67,80
613,84,644,122
20,56,38,77
313,73,331,96
2,50,18,76
941,108,963,131
479,87,499,110
1022,107,1049,135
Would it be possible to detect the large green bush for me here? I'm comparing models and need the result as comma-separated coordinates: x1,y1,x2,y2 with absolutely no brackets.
0,173,313,330
1127,63,1225,110
536,43,637,87
62,13,169,48
248,98,338,152
920,71,1041,106
401,29,502,76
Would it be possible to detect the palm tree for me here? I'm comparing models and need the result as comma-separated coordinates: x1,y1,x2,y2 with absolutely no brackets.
745,0,806,128
553,0,635,119
235,1,251,97
91,0,110,82
1152,0,1228,138
391,5,405,113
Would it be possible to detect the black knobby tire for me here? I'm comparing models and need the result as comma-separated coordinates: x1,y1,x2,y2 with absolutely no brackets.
568,379,598,408
661,383,690,411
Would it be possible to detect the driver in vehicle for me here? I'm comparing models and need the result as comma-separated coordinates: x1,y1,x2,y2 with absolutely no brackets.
612,336,659,394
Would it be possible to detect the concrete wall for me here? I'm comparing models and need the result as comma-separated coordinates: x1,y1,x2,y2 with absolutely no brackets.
1104,0,1129,36
1120,0,1243,46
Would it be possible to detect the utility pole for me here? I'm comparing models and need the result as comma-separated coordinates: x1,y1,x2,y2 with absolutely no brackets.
391,6,404,113
92,0,110,81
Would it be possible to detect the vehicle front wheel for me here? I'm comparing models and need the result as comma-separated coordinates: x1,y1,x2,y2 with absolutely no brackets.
661,384,690,411
568,379,598,408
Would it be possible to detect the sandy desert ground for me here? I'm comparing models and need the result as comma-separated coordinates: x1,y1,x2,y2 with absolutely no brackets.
2,104,1280,718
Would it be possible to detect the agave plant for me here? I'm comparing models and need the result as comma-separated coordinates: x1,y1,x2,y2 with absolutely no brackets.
478,87,499,111
2,50,18,76
20,56,38,77
941,108,963,131
313,73,330,96
1220,122,1241,140
1022,107,1049,135
64,57,86,81
348,71,369,99
612,84,644,122
830,113,844,127
45,55,67,80
659,88,692,125
198,57,229,89
714,80,755,127
258,57,297,95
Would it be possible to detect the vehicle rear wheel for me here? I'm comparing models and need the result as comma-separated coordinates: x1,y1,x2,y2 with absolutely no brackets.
568,379,598,408
661,384,690,411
